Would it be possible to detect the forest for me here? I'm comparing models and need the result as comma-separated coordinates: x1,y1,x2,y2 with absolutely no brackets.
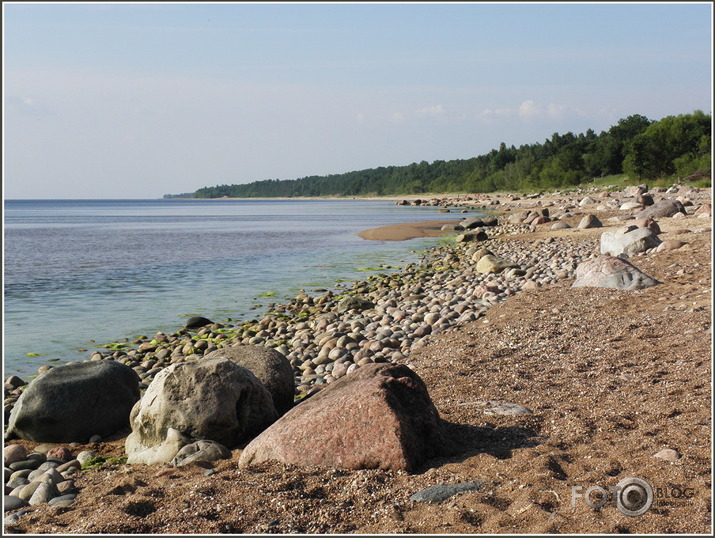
165,111,711,199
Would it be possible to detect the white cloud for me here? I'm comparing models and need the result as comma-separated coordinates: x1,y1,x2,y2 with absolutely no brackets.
415,104,445,118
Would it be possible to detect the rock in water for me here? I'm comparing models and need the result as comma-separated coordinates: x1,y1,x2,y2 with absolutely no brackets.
204,346,295,416
238,363,446,472
125,357,277,465
600,225,662,256
184,316,213,329
5,361,140,443
572,255,660,290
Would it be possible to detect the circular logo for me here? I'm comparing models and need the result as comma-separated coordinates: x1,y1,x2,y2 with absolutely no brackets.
615,477,653,517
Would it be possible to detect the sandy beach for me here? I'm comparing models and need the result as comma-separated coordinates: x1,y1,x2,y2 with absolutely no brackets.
4,185,712,534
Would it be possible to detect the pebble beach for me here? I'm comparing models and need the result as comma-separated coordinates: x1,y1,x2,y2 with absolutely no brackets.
3,182,712,534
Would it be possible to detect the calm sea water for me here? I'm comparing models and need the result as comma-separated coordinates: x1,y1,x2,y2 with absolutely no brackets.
3,198,467,378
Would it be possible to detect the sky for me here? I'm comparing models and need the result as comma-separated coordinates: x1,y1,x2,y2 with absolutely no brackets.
2,1,713,199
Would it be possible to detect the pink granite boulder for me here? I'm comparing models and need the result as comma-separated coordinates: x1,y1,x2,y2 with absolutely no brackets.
238,363,446,472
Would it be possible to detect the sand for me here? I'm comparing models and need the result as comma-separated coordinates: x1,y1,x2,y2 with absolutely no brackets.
357,219,460,241
4,188,712,534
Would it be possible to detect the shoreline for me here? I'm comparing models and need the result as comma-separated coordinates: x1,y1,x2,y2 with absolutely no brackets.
4,183,712,534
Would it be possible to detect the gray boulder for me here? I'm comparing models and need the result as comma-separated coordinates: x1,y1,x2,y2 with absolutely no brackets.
125,357,277,465
5,361,140,443
203,345,295,415
572,255,660,290
578,214,602,229
636,199,687,219
600,225,662,256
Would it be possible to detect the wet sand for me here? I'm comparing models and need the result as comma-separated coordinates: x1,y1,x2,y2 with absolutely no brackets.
358,219,460,241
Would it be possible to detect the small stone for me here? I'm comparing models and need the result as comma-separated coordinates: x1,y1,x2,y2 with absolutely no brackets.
3,445,27,466
28,481,59,505
3,495,29,512
483,402,533,416
48,493,77,506
410,481,484,503
88,435,102,443
653,448,681,461
46,447,72,461
76,451,97,466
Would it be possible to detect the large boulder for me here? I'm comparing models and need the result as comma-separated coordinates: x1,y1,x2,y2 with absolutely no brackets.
125,357,277,465
203,346,295,415
636,199,687,219
5,361,140,443
600,225,662,256
572,255,660,290
238,363,446,473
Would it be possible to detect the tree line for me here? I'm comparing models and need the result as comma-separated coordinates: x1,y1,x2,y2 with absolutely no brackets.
164,110,711,199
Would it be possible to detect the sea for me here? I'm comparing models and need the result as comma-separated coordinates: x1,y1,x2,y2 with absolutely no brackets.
3,198,468,379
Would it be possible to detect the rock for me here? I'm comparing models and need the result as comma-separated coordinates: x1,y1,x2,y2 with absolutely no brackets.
636,199,686,219
653,448,681,461
656,240,687,252
3,445,27,466
184,316,213,329
632,217,661,235
4,495,28,512
171,440,231,466
577,215,602,229
5,361,140,443
337,296,374,314
125,357,277,465
475,254,518,274
624,185,647,197
75,451,97,467
694,203,711,217
637,193,654,206
619,201,643,211
600,226,662,256
409,481,484,503
459,218,484,230
551,222,571,230
441,224,464,231
28,481,59,505
46,447,71,461
4,376,25,390
239,363,446,472
203,346,295,415
579,196,597,206
456,230,488,243
483,402,533,416
572,255,660,290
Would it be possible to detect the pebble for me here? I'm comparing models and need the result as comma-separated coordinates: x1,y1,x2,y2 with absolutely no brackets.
3,445,27,466
410,481,484,503
3,495,28,512
76,451,98,466
653,448,681,461
29,481,59,505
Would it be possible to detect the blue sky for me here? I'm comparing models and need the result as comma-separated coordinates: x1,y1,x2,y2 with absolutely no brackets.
3,2,712,199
